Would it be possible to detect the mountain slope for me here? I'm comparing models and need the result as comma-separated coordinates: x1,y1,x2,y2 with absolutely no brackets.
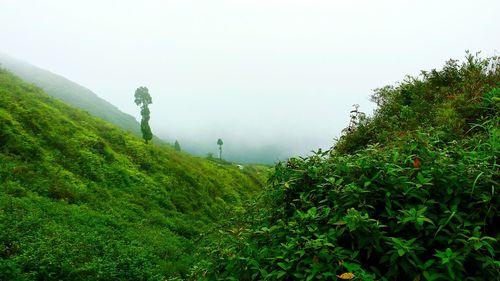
0,52,143,137
0,68,267,280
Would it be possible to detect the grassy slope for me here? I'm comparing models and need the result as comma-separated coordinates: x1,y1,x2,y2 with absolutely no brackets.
0,52,143,138
0,69,268,280
202,54,499,280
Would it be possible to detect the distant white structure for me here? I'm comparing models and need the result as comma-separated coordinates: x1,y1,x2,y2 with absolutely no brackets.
236,164,244,170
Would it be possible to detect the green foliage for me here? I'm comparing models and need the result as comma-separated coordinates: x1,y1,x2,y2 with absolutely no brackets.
0,69,267,280
135,86,153,144
217,138,224,160
199,54,500,280
335,52,500,154
175,140,182,151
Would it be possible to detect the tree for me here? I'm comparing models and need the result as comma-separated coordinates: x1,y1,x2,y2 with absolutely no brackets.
174,140,181,151
217,138,223,160
134,86,153,144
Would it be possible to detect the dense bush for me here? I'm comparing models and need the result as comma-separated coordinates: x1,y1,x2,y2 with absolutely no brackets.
200,54,500,280
335,52,499,154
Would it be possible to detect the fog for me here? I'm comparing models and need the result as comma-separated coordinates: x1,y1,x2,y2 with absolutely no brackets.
1,0,499,163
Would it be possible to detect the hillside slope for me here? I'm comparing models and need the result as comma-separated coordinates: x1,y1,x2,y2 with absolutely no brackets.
200,54,500,280
0,53,285,164
0,69,267,280
0,52,143,137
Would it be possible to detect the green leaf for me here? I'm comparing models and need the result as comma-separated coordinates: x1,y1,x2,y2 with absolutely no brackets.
276,270,287,279
422,259,436,269
277,262,289,271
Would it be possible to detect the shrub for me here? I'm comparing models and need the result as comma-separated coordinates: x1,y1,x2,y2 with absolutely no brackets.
201,54,500,280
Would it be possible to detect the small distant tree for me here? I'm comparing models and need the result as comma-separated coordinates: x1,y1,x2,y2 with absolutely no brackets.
134,86,153,144
174,140,181,151
217,138,224,160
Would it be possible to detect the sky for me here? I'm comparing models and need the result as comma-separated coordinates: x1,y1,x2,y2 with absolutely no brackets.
1,0,499,161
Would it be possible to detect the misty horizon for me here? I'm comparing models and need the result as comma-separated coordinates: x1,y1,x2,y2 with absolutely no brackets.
1,0,499,163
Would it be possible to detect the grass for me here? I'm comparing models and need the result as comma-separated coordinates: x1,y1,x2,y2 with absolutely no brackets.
0,68,268,280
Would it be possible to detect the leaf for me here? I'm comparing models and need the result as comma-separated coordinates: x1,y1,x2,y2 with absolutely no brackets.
471,171,484,194
276,270,287,278
260,268,268,278
249,259,259,269
332,220,346,226
296,249,306,257
306,273,317,281
277,262,289,271
338,272,356,280
422,259,436,269
307,207,317,218
434,211,456,238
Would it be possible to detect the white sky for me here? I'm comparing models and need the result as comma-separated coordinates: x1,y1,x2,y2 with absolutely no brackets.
1,0,499,158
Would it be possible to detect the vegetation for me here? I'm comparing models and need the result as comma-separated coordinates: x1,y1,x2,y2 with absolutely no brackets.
0,53,287,164
0,52,143,138
2,52,498,281
0,69,268,280
217,138,224,160
134,86,154,144
175,140,182,152
197,53,500,280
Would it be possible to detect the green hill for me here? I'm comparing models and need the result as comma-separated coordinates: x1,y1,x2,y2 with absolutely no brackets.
0,68,267,280
199,54,500,280
0,53,285,164
0,52,144,138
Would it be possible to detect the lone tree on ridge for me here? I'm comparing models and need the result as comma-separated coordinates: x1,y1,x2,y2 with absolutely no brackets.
174,140,181,151
134,86,153,144
217,138,223,160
